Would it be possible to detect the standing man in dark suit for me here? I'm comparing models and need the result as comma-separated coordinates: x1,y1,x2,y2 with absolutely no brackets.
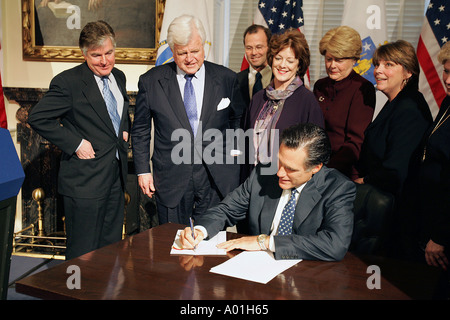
28,21,129,260
237,24,272,110
131,15,245,226
180,123,356,261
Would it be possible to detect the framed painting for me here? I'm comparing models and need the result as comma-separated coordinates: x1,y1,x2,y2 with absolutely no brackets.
22,0,166,64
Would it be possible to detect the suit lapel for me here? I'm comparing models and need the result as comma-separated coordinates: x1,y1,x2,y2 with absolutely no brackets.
80,63,116,135
242,69,250,94
159,63,193,131
293,173,323,231
200,62,220,130
258,172,323,234
293,185,321,230
365,98,391,132
260,176,283,234
112,68,129,130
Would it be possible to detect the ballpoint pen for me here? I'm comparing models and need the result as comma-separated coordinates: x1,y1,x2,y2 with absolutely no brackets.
189,217,197,251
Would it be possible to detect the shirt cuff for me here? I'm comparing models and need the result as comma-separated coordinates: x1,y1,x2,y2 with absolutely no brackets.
268,235,276,252
194,226,208,239
75,139,84,153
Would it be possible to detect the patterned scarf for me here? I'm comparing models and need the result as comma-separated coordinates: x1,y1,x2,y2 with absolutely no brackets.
253,76,303,164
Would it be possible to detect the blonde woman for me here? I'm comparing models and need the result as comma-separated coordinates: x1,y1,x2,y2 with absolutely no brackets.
314,26,375,180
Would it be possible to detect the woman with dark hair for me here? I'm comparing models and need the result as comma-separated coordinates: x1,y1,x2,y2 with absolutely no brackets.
352,40,433,258
355,40,432,198
243,28,324,180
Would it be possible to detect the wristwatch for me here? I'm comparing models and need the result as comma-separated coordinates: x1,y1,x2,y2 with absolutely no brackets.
257,234,268,250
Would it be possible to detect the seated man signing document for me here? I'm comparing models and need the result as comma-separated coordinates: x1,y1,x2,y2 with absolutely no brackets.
180,123,356,261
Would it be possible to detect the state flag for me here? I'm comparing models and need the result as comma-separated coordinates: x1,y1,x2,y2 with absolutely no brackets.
155,0,214,66
341,0,389,118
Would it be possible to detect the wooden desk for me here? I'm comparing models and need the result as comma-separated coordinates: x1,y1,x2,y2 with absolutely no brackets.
16,223,410,300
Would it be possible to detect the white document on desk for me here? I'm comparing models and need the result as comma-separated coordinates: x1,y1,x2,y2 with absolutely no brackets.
170,230,227,255
210,251,302,284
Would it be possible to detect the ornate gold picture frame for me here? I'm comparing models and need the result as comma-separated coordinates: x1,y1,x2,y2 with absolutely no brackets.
22,0,166,64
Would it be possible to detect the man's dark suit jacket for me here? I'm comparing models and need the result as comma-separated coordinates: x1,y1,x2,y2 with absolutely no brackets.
237,67,273,111
28,62,130,198
237,68,251,108
195,164,356,261
131,61,245,208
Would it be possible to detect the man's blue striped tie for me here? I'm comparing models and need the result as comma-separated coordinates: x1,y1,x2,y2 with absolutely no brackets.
102,76,120,136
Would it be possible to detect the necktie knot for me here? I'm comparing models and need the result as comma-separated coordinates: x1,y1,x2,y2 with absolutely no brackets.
102,76,111,88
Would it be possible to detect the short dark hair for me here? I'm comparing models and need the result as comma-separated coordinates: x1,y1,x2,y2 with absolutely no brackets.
79,20,116,54
243,24,271,46
281,123,331,170
372,40,419,91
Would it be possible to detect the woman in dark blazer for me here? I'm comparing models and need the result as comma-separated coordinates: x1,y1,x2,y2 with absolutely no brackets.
242,28,324,180
404,42,450,271
355,40,432,198
314,26,375,180
395,43,450,299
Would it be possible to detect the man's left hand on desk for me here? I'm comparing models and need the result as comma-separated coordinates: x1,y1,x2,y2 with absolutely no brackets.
217,236,264,252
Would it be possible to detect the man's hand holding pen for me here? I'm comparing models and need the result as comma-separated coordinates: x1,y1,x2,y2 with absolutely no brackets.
179,226,269,252
180,227,205,249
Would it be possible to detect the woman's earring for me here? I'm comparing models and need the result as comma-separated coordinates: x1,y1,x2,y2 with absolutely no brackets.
402,78,408,88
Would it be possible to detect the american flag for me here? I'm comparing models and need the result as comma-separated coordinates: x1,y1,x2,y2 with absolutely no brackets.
255,0,305,34
417,0,450,119
242,1,307,78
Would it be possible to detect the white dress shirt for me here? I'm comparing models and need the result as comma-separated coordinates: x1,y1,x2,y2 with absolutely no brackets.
95,73,124,119
195,181,308,252
268,182,307,251
76,73,124,153
176,64,206,122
